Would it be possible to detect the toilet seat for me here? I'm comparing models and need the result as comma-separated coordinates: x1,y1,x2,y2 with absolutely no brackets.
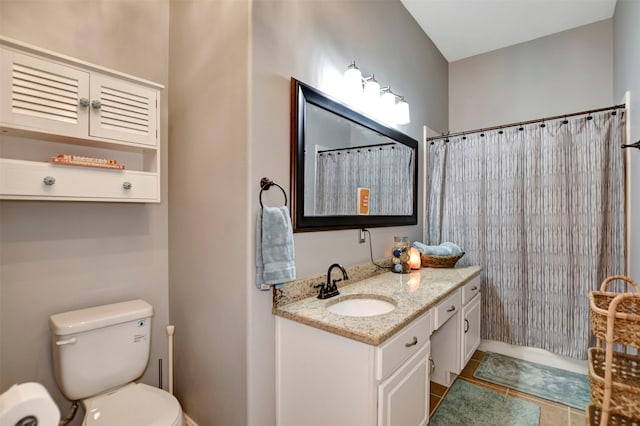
82,383,182,426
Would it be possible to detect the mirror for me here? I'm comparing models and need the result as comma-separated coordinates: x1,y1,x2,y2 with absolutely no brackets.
291,78,418,232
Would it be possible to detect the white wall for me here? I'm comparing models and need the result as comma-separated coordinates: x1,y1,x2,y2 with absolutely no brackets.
613,0,640,281
249,1,448,424
0,1,170,425
449,19,613,132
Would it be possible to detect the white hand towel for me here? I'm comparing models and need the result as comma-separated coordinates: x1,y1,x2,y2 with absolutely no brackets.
256,206,296,290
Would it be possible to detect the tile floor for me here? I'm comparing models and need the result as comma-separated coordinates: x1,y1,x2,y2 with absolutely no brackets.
429,350,587,426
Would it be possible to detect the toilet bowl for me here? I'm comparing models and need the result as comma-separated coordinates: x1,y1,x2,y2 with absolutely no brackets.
82,383,182,426
49,300,183,425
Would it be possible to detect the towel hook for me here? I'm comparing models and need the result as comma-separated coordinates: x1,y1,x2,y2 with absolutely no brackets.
260,177,288,208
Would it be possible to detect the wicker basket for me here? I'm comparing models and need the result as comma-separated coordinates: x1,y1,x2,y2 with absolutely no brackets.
589,275,640,347
420,252,464,268
588,347,640,419
586,403,640,426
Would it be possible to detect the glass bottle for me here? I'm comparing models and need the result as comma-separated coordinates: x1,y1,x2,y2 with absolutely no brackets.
392,236,411,273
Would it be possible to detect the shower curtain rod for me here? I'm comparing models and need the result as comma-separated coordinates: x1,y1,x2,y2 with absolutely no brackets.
426,104,626,142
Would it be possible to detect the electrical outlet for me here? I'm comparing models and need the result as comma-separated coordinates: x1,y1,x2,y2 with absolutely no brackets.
359,229,366,244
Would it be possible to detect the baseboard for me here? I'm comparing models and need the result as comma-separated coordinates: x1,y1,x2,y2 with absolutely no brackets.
478,340,588,374
183,413,199,426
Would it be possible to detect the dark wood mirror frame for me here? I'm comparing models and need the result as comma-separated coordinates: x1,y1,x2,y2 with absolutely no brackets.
290,78,419,232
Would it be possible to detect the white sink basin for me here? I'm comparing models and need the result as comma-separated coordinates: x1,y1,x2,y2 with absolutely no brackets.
327,296,396,317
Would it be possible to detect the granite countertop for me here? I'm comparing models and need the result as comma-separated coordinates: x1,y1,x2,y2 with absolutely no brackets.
273,265,482,346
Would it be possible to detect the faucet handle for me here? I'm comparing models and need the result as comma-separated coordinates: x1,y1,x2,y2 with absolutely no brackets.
314,283,328,299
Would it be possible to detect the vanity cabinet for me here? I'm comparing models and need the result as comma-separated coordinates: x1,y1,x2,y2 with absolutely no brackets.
430,289,462,386
430,275,482,386
0,37,162,202
276,311,432,426
460,277,482,370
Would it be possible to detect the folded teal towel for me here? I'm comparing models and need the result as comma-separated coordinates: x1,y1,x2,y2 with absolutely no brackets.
441,242,463,256
256,206,296,290
429,246,453,256
412,241,428,253
412,241,462,256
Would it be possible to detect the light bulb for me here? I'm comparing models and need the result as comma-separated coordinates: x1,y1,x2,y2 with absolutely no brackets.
362,75,380,116
395,96,410,125
380,88,397,125
344,61,363,106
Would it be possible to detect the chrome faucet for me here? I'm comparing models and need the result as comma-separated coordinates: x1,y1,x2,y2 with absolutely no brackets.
314,263,349,299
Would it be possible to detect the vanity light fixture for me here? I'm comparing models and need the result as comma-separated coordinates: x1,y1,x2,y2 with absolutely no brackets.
343,61,411,125
380,86,397,124
362,74,380,104
395,96,410,125
344,60,363,103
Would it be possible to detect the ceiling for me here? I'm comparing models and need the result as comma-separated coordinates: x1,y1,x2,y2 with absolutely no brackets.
400,0,617,62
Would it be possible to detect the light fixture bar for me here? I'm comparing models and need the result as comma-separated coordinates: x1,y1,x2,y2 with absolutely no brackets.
343,62,411,125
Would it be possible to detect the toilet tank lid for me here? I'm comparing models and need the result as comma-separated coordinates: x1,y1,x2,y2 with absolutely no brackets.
49,300,153,336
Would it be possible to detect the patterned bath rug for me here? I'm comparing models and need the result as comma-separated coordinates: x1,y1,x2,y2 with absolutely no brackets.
473,351,590,410
430,379,540,426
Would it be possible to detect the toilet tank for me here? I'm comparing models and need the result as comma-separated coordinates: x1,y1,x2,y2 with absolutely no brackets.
49,300,153,401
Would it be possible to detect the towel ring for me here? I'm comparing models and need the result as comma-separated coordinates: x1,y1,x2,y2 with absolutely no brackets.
259,177,288,208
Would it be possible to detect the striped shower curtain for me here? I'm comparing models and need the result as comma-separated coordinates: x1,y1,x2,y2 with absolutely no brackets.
426,110,626,359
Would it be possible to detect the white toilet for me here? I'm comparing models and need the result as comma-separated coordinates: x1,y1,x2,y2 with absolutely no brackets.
49,300,183,426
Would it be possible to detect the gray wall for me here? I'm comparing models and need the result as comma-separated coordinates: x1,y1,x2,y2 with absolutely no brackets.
449,19,613,132
0,1,170,424
249,1,447,424
613,0,640,286
168,1,250,425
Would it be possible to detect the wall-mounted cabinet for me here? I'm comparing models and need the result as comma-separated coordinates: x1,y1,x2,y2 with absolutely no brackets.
0,37,163,202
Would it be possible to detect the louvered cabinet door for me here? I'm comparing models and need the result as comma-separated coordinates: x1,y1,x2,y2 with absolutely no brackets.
0,49,89,138
89,74,158,147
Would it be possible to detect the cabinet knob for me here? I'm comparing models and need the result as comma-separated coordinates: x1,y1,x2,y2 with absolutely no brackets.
122,181,132,190
43,176,56,186
79,98,90,107
91,100,102,110
446,305,456,313
429,356,435,375
464,319,469,333
471,286,478,291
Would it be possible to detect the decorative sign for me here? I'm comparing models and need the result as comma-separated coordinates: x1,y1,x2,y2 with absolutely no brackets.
50,154,125,170
358,187,370,215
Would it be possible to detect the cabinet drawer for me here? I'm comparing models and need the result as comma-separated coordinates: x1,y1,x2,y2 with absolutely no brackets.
434,290,461,330
376,311,431,381
462,276,481,305
0,158,158,202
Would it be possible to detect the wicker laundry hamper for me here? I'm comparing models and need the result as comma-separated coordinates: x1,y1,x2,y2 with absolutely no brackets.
589,275,640,346
587,274,640,426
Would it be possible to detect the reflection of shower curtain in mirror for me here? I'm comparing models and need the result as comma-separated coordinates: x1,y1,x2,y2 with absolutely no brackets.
315,145,413,216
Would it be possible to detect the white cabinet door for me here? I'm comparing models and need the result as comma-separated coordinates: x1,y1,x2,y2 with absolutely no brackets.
378,343,430,426
89,74,158,147
461,292,481,370
0,48,89,138
430,310,460,386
